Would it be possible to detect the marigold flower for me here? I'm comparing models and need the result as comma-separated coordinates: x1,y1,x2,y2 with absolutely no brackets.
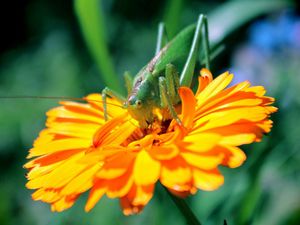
24,69,277,215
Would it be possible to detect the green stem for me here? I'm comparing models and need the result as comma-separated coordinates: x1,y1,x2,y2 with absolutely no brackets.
166,189,202,225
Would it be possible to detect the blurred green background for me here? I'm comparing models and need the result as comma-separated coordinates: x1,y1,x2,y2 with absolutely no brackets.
0,0,299,224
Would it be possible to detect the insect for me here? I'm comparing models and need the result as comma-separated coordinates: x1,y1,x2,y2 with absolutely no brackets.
1,15,213,130
102,14,211,128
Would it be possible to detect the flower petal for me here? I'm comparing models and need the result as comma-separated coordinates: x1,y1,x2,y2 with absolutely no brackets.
160,156,192,188
85,182,107,212
96,152,135,179
183,133,221,153
60,164,102,195
178,87,196,128
28,138,91,158
193,168,224,191
149,144,179,160
133,150,160,186
181,152,223,170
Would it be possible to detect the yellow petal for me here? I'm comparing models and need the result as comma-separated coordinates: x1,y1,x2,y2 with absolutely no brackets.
221,145,246,168
196,72,233,107
196,81,250,115
193,168,224,191
61,164,102,195
220,133,256,146
32,188,60,203
160,156,191,188
181,152,223,170
133,150,160,186
96,152,135,179
47,105,103,124
183,133,221,153
28,138,91,158
26,152,86,189
194,106,269,132
106,169,134,198
51,194,78,212
85,182,107,212
149,144,179,160
48,122,99,139
126,184,154,206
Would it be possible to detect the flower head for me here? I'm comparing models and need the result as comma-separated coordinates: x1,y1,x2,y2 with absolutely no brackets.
24,69,277,214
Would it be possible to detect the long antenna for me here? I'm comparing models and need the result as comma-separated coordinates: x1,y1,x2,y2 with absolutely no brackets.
0,96,125,108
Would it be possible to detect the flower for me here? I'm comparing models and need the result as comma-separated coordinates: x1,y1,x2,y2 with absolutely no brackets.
24,69,277,215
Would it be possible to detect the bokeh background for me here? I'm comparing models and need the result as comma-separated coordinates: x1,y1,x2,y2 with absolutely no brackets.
0,0,299,224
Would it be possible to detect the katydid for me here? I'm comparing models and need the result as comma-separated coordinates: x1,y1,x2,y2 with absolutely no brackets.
1,15,211,129
102,14,211,128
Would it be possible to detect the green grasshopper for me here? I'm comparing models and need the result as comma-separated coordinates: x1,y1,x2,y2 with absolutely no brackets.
102,15,211,128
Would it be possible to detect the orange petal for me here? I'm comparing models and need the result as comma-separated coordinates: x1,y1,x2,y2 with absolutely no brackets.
92,114,127,147
120,197,144,215
160,156,192,189
106,166,134,198
26,149,82,167
196,68,213,94
96,152,135,179
126,184,155,206
149,144,179,160
178,87,196,128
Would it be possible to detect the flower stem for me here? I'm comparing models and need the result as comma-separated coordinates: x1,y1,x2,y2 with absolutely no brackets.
165,189,202,225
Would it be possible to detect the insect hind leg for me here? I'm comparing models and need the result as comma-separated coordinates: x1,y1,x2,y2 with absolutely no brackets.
180,14,210,87
155,22,169,55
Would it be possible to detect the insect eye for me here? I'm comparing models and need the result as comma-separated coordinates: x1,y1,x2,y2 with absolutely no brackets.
136,100,142,108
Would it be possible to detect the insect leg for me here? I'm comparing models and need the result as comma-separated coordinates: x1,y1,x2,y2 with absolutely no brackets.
155,22,169,55
165,64,180,104
158,76,182,126
202,15,210,70
179,14,206,87
101,87,126,121
123,71,133,94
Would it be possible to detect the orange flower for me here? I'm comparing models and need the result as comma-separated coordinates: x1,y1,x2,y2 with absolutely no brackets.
24,69,277,215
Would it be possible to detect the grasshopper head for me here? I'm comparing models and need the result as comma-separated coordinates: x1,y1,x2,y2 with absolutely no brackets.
125,94,155,128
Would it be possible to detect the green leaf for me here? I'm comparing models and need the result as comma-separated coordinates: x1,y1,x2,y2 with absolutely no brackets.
74,0,123,93
237,177,262,225
163,0,184,38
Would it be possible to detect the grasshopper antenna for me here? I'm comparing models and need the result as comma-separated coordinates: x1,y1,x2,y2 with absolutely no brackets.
0,96,143,130
0,96,125,109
